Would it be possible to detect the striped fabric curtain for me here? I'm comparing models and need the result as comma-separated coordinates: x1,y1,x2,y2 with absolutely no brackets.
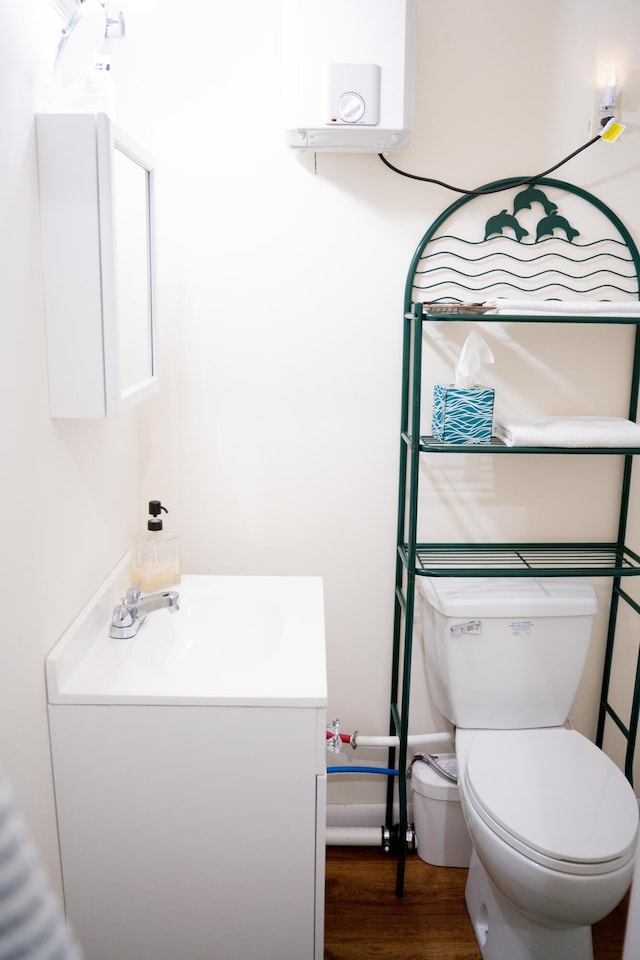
0,764,83,960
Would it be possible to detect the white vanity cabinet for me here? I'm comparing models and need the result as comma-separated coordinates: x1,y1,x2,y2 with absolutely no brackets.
46,564,327,960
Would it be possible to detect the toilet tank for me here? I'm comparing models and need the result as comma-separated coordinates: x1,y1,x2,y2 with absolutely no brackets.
417,578,598,729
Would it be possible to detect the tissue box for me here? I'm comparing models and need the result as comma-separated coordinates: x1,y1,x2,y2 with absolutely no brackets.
432,384,494,444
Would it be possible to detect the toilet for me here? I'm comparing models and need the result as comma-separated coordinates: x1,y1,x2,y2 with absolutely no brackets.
417,576,639,960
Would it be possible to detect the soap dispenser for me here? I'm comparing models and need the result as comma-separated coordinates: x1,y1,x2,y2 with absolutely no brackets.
130,500,181,593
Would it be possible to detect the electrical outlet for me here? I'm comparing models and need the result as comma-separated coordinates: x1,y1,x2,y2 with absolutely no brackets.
591,88,621,137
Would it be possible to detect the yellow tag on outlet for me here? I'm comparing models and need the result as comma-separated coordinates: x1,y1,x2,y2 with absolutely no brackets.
601,119,625,142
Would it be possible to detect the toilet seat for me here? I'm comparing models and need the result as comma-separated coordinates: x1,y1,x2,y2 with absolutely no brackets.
462,728,638,877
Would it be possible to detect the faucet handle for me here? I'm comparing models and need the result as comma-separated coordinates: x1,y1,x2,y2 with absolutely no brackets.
111,602,134,629
125,584,142,605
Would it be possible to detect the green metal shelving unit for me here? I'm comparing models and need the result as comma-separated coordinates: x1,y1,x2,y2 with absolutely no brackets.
386,177,640,897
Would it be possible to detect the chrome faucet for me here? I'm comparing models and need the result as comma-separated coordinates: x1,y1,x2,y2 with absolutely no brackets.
109,585,180,639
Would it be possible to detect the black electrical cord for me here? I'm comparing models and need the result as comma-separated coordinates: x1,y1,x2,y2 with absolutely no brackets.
378,131,602,196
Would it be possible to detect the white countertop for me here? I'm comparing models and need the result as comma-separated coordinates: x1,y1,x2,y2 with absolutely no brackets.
47,557,327,707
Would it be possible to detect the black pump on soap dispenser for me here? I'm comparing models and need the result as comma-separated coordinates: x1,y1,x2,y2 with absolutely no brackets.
130,500,181,593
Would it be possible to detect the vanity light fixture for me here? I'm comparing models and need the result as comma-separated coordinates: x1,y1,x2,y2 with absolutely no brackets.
53,0,109,86
51,0,155,86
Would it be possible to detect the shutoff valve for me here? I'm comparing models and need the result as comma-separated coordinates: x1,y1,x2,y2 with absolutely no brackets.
326,718,343,754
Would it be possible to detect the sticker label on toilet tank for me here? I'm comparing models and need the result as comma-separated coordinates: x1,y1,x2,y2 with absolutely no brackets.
508,619,535,638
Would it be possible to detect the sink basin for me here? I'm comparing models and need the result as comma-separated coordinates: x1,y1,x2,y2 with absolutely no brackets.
47,556,327,707
164,591,283,662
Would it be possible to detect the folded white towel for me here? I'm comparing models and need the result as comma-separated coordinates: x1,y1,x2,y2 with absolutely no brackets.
485,298,640,317
495,416,640,447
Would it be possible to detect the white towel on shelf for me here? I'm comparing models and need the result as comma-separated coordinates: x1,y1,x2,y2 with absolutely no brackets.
485,298,640,317
494,416,640,447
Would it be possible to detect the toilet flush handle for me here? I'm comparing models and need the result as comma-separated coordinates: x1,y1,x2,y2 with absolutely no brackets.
450,619,482,635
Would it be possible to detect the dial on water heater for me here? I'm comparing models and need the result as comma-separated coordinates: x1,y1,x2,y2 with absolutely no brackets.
321,63,381,126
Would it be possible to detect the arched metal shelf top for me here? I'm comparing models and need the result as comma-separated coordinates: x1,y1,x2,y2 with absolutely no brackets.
403,176,640,313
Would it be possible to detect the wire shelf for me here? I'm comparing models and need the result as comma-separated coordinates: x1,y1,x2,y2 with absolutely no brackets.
414,311,640,325
409,434,640,455
398,543,640,578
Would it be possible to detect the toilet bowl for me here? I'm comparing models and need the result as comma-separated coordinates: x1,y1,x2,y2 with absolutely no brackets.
456,727,638,945
417,577,640,960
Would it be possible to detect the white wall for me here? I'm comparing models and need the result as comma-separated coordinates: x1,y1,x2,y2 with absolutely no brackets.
0,6,150,896
2,0,640,898
121,0,640,800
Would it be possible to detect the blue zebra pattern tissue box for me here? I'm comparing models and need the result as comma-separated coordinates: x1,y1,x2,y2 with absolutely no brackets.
432,384,494,444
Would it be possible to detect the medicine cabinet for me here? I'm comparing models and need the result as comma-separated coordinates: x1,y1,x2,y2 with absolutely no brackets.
36,113,158,418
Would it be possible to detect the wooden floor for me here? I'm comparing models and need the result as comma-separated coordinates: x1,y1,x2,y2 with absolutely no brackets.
324,847,629,960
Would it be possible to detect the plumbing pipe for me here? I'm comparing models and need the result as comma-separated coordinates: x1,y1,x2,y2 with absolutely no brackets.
327,766,398,776
327,718,455,752
326,824,415,852
348,732,454,750
326,826,387,847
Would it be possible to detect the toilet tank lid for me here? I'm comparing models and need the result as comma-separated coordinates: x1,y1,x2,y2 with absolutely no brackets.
417,577,598,618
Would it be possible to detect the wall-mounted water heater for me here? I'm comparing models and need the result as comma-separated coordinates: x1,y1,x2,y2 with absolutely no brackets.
282,0,417,153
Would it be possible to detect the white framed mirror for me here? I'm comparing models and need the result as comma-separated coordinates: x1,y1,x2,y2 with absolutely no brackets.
36,113,158,418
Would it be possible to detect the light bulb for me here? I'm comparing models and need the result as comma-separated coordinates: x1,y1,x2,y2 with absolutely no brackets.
601,66,618,111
